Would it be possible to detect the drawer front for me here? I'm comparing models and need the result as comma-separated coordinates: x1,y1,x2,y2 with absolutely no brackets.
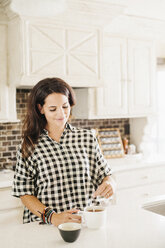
115,168,150,189
0,208,23,224
116,182,165,207
0,187,23,210
149,166,165,183
147,181,165,197
114,165,165,190
116,187,149,206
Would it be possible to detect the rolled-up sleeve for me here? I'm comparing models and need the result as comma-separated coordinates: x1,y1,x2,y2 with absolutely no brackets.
12,145,37,198
91,135,112,186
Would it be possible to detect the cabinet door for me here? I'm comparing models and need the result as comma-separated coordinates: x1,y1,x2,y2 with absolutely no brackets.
127,39,155,115
96,36,127,117
22,21,102,87
0,187,22,211
116,181,165,207
0,208,23,225
116,186,148,207
115,167,151,190
0,24,7,120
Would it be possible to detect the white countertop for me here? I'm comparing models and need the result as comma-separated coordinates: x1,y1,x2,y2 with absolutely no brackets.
0,202,165,248
107,154,165,173
1,159,165,247
1,154,165,188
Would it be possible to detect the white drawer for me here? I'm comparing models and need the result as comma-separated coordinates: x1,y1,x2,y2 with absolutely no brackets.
116,186,149,206
114,165,165,190
115,168,150,189
149,166,165,184
147,181,165,197
0,208,23,224
116,181,165,207
0,187,23,210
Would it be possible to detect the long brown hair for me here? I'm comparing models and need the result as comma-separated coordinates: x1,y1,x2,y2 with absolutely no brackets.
22,77,76,157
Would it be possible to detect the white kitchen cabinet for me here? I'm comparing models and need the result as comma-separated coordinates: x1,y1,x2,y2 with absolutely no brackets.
97,37,127,117
97,36,155,118
8,17,103,88
114,164,165,207
128,39,155,115
0,208,23,225
116,182,165,207
8,16,104,119
0,187,23,211
0,186,23,224
0,23,17,121
0,24,7,120
0,170,23,224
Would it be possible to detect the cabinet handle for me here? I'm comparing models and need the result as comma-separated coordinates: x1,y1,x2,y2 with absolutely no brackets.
141,176,148,179
142,193,149,197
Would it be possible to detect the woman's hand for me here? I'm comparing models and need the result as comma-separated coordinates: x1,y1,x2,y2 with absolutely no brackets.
93,176,116,199
51,209,81,227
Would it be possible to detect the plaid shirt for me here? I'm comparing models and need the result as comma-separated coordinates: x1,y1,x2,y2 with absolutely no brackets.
12,124,111,223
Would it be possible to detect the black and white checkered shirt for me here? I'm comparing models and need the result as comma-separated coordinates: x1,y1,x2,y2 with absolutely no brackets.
12,123,111,223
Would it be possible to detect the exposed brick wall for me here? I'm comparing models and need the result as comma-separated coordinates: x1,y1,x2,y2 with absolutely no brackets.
0,89,130,169
70,118,130,140
0,122,21,169
16,89,30,121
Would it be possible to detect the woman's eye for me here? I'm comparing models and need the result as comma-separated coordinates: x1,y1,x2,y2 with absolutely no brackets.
50,109,56,112
63,106,68,109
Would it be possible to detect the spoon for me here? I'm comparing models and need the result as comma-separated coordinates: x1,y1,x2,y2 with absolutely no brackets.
95,196,112,207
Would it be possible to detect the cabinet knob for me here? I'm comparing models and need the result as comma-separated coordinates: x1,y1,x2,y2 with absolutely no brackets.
141,176,148,180
142,193,149,197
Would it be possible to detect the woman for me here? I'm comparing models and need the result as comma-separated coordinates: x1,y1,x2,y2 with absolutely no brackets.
12,77,115,227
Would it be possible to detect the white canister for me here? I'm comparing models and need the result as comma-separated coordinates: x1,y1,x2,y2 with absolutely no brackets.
128,144,136,154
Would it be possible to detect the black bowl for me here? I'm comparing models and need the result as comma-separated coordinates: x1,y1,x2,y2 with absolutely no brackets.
58,223,81,243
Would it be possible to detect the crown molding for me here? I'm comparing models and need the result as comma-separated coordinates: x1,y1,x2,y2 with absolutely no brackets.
0,0,18,20
0,0,126,25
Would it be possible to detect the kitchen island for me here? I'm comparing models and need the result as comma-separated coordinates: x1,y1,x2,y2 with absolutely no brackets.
0,157,165,247
0,202,165,248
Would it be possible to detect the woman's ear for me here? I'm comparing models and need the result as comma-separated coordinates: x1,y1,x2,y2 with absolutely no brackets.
37,104,44,114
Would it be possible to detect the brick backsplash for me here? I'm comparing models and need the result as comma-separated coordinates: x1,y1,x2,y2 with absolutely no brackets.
16,89,30,121
0,89,130,169
0,122,21,169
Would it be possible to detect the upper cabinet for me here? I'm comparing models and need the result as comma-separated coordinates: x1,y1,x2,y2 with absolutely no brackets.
8,17,103,87
96,35,156,118
127,39,155,115
0,0,126,121
97,37,127,117
0,24,16,121
0,0,159,120
0,24,7,120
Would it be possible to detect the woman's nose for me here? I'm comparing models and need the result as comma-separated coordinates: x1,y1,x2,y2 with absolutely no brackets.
56,107,65,116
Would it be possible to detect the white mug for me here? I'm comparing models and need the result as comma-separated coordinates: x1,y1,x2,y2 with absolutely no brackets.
79,206,107,229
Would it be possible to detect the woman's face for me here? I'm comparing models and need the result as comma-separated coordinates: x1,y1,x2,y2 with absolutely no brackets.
39,92,71,129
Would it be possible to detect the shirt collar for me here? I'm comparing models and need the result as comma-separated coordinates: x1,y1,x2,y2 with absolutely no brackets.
42,122,74,136
66,122,74,132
